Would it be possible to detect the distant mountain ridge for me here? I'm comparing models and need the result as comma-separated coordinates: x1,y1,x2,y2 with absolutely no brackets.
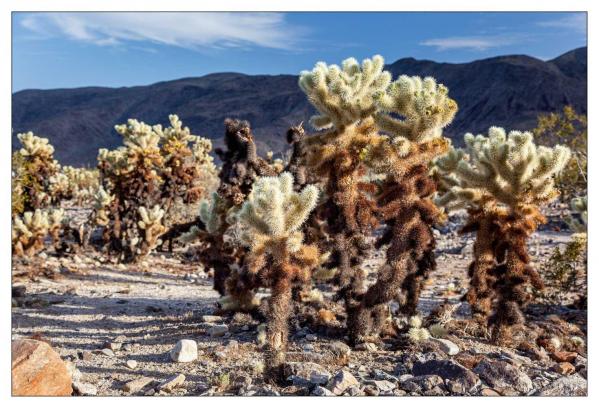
12,47,587,166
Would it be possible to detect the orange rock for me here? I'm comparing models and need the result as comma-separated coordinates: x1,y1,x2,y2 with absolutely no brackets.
12,339,73,396
552,351,578,363
553,362,576,375
317,309,336,324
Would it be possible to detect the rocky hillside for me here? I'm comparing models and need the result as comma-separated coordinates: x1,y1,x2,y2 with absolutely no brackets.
12,47,586,166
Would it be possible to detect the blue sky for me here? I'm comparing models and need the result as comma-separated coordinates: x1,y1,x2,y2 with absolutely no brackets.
12,12,587,91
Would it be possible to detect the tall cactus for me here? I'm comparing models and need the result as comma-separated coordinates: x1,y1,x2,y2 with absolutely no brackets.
234,172,320,380
298,56,389,335
433,127,570,342
347,75,457,344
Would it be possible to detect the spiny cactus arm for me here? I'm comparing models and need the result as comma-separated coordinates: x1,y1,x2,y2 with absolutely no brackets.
115,119,162,152
17,132,55,157
299,55,391,130
374,75,457,142
237,172,319,251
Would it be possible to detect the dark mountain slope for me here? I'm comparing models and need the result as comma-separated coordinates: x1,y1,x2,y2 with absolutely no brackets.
12,47,586,166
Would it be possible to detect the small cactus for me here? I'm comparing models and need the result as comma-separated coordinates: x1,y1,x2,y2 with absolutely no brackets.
234,172,320,380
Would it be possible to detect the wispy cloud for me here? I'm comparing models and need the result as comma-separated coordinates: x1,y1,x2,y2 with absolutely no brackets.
420,35,517,51
536,13,586,33
19,12,306,50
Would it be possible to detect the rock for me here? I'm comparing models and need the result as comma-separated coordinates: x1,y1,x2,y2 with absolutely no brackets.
125,360,138,369
123,376,154,394
72,381,98,396
536,374,587,396
157,374,186,392
498,350,532,367
399,379,421,393
372,380,396,392
552,351,577,363
170,339,198,363
103,341,122,351
329,341,351,360
372,368,398,382
355,342,378,351
327,370,359,395
413,375,444,391
423,385,446,396
312,385,335,396
364,385,379,396
201,315,223,323
208,324,229,337
473,359,533,394
345,385,365,396
480,387,501,396
284,362,331,386
553,362,576,375
412,359,480,393
11,339,73,396
431,338,460,356
99,348,115,357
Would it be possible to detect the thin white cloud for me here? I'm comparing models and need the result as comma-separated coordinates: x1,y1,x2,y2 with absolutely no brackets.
19,12,305,50
537,13,586,33
420,35,516,51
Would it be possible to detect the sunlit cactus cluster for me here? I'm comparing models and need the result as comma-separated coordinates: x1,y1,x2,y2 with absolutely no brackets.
12,52,581,386
95,115,217,262
12,208,65,257
12,132,62,214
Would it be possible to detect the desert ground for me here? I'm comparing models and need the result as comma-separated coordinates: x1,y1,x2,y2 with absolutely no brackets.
11,204,587,397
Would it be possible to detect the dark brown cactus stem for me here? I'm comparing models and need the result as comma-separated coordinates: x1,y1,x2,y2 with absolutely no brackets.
285,123,308,188
463,212,497,321
489,219,545,344
264,264,293,382
346,166,438,345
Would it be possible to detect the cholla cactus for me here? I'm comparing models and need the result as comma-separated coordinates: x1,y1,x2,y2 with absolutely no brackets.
407,315,431,343
96,115,215,262
567,196,587,233
60,166,100,204
299,55,391,130
298,57,386,339
185,118,278,295
136,205,167,256
12,132,61,214
233,172,320,380
12,209,64,257
345,74,456,345
433,127,570,343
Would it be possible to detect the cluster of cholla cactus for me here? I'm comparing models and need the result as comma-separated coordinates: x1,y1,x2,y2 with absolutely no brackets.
433,127,570,342
95,115,216,262
180,118,279,294
234,172,320,379
12,208,65,257
54,166,100,205
12,52,582,383
12,132,62,215
297,55,457,345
